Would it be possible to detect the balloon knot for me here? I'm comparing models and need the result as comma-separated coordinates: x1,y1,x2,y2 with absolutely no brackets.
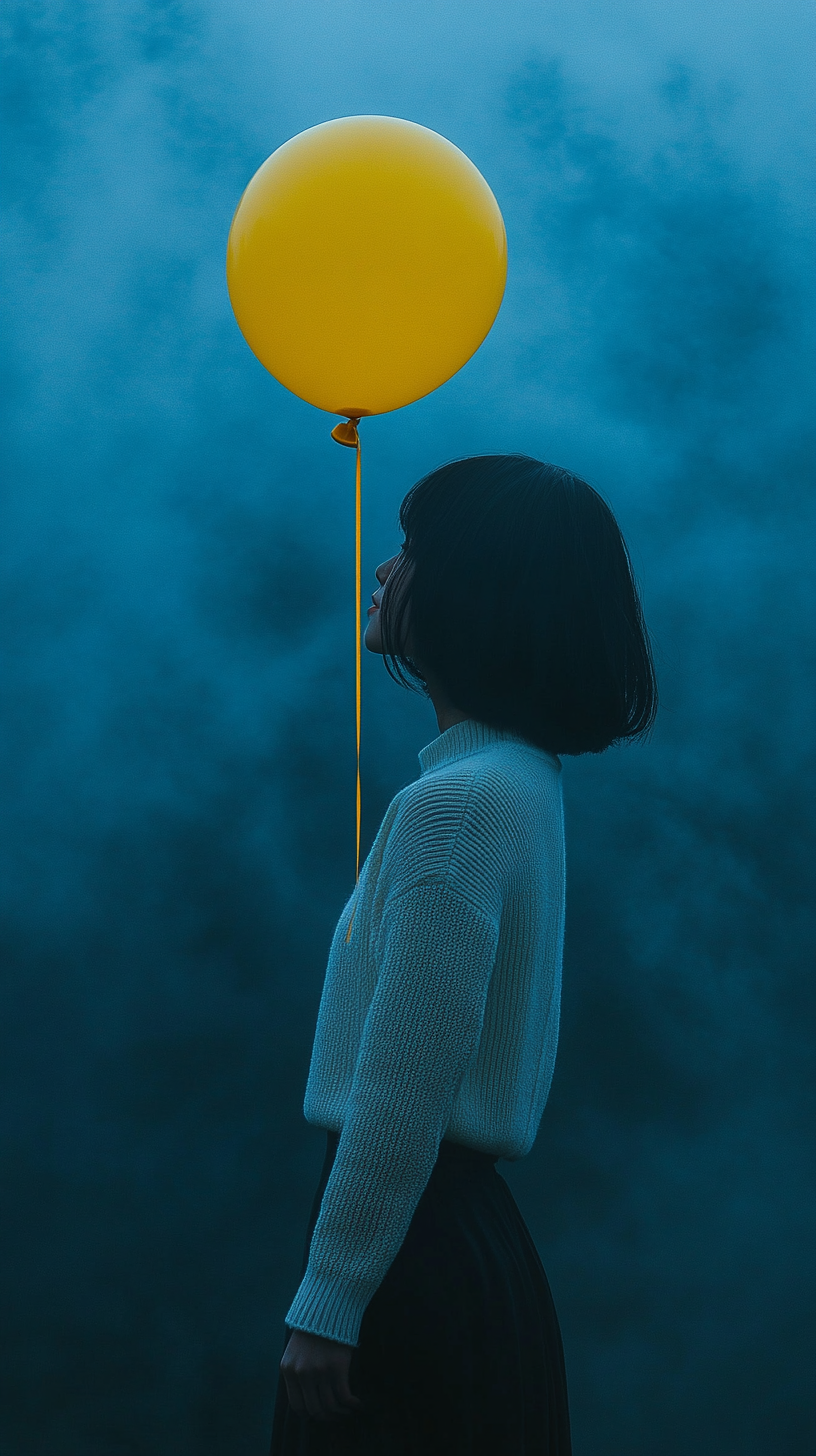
331,418,360,448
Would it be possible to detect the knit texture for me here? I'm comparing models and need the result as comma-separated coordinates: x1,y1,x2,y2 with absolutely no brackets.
284,719,566,1347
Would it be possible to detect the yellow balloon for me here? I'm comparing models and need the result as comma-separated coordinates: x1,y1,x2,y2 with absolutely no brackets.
226,116,507,418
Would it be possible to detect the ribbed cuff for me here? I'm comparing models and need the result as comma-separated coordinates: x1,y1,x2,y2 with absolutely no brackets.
284,1269,378,1348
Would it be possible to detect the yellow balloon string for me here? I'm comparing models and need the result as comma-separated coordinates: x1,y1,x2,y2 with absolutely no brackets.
330,417,362,942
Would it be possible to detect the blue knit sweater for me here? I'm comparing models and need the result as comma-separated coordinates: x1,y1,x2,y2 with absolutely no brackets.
284,719,566,1347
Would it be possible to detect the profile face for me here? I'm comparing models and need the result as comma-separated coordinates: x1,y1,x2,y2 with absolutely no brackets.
364,553,402,654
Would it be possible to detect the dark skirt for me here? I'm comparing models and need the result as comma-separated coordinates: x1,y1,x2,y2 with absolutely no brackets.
270,1129,571,1456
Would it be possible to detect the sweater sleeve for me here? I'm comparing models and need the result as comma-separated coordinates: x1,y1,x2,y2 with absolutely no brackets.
283,879,501,1347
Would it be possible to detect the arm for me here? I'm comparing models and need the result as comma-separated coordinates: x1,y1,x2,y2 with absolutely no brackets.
284,879,500,1348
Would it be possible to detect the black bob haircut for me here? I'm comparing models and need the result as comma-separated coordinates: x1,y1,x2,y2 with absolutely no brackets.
378,454,658,757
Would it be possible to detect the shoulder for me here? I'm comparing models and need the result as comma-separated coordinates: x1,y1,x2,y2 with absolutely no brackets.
405,739,559,817
381,741,561,895
386,766,478,862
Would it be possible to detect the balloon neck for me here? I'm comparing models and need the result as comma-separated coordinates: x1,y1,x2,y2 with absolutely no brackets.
331,418,360,448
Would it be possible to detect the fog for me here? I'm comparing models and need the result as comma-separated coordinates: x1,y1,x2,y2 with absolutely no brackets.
1,1,814,1451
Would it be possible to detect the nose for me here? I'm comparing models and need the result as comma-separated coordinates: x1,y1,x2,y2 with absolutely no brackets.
375,554,399,587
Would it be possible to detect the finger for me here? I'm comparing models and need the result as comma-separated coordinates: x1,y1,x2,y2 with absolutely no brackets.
283,1375,305,1418
302,1378,334,1421
337,1374,364,1413
319,1377,360,1421
316,1380,363,1422
324,1374,359,1421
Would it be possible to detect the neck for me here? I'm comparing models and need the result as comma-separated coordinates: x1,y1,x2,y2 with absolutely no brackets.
434,703,470,733
424,674,470,735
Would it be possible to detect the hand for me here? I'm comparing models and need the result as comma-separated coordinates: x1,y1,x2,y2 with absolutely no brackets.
280,1328,364,1422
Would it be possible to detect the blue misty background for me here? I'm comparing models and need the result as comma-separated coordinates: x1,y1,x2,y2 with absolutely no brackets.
1,0,814,1452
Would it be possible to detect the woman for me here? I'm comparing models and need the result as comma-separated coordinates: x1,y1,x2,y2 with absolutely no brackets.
270,454,657,1455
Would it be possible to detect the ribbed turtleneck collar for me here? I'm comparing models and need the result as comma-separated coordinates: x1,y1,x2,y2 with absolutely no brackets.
418,719,533,775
